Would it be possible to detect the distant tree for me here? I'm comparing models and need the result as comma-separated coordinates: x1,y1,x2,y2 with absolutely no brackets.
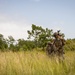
0,34,8,51
17,39,36,51
7,36,15,50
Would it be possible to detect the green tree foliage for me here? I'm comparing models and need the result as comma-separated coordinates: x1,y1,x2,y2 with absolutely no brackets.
17,39,36,51
7,36,15,50
0,34,8,51
38,28,53,49
27,24,53,50
64,39,75,51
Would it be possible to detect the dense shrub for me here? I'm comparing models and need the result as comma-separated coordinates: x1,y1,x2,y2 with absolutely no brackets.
64,39,75,51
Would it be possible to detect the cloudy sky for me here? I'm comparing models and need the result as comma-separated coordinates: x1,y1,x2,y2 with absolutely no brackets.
0,0,75,40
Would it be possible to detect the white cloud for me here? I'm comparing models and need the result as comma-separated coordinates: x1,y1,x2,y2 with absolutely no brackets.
0,14,31,40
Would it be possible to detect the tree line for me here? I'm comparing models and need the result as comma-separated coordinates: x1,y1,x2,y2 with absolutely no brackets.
0,24,75,51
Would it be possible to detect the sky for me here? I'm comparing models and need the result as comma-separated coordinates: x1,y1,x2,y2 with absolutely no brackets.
0,0,75,40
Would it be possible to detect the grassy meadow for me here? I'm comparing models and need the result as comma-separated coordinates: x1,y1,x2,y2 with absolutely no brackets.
0,50,75,75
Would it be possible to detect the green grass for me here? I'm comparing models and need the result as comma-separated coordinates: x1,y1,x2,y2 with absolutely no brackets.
0,50,75,75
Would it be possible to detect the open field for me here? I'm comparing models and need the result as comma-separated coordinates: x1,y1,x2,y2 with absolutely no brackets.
0,50,75,75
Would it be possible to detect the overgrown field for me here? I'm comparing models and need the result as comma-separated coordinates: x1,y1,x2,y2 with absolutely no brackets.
0,50,75,75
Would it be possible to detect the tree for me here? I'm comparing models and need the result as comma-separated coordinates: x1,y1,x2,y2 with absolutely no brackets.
17,39,36,51
27,24,53,50
38,28,53,49
7,36,15,50
0,34,8,51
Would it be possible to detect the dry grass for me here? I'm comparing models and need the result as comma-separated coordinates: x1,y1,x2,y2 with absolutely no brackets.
0,50,75,75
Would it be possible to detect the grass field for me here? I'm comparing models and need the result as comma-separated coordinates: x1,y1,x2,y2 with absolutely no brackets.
0,50,75,75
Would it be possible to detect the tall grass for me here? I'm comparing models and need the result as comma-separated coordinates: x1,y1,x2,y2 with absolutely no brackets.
0,50,75,75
